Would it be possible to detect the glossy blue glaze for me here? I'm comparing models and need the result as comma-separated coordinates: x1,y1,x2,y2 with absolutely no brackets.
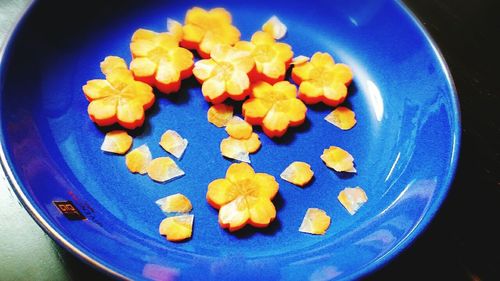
0,0,460,280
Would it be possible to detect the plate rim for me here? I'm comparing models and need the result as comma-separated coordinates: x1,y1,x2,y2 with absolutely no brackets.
0,0,461,280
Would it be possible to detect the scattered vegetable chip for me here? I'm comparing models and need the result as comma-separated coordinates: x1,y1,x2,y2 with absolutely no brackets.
262,15,287,40
101,130,133,155
125,144,152,174
220,137,250,163
299,208,331,235
83,56,155,129
321,146,356,173
156,193,193,214
324,106,357,130
220,132,261,162
242,81,307,138
207,104,234,127
338,187,367,215
280,161,314,187
241,133,261,153
292,52,353,107
167,18,183,41
181,7,241,58
159,214,194,242
147,157,185,183
235,31,293,84
225,116,253,139
129,28,194,94
193,45,254,103
291,55,310,66
207,163,279,231
159,130,188,159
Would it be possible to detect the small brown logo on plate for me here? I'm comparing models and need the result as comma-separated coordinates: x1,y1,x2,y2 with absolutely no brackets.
53,201,86,220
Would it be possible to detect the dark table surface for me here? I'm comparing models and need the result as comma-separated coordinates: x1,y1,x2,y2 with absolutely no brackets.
0,0,499,280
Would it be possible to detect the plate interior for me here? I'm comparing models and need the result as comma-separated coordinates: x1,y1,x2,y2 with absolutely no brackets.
0,0,459,280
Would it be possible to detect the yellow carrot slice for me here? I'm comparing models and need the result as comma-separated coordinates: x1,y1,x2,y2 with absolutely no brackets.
156,193,192,214
225,116,253,139
291,55,310,65
220,137,250,163
280,161,314,187
299,208,331,235
147,157,185,183
159,130,188,159
321,146,356,173
167,18,183,41
125,144,152,174
324,106,357,130
338,187,368,215
207,163,279,231
262,15,287,40
242,133,261,153
207,104,234,127
159,214,194,242
101,130,133,154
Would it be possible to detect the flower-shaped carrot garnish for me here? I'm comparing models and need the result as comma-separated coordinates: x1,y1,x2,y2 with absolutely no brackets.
235,31,293,84
83,56,155,129
242,81,307,138
207,163,279,232
181,7,241,58
130,28,194,94
193,45,254,103
292,52,353,107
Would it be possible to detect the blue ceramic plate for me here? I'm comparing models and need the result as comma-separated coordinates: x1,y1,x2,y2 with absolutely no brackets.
0,0,460,280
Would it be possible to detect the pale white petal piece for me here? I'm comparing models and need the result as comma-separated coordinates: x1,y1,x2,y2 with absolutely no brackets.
160,130,188,159
220,137,250,163
147,157,185,183
155,193,192,214
262,15,287,40
338,187,368,215
167,18,183,41
291,55,310,65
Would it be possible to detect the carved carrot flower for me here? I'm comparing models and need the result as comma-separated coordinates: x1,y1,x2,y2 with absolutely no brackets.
242,81,307,138
207,163,279,231
193,45,254,103
292,52,353,107
235,31,293,84
83,56,155,129
181,7,241,58
129,29,194,94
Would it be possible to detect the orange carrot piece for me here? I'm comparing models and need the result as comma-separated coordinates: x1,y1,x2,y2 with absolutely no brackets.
101,130,133,154
338,187,368,215
262,16,287,40
280,161,314,187
292,52,353,107
207,104,234,127
321,146,356,173
242,81,307,138
156,193,192,214
220,137,250,163
129,28,194,94
225,116,253,139
83,56,155,129
324,106,357,130
299,208,331,235
147,157,185,183
193,45,254,103
125,144,152,174
181,7,241,58
159,130,188,159
234,31,293,84
206,163,279,231
159,214,194,242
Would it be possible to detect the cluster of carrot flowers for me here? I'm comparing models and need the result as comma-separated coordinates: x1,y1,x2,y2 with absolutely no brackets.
83,7,367,242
